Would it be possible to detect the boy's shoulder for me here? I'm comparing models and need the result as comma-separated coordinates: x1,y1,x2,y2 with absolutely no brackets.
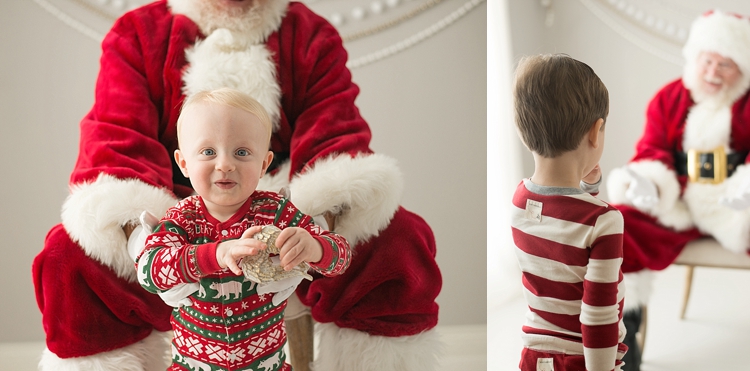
513,179,621,223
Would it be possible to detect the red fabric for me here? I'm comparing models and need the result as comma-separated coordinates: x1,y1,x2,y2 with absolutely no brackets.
33,225,173,358
70,0,372,197
511,181,625,366
631,79,750,190
617,205,704,273
34,0,440,358
519,348,587,371
619,78,750,273
297,207,441,337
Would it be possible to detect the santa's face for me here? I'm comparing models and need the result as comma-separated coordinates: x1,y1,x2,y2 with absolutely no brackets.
178,0,276,36
694,52,742,97
209,0,265,12
175,101,273,220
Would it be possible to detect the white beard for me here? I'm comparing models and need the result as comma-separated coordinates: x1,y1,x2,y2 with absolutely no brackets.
683,59,750,108
169,0,289,44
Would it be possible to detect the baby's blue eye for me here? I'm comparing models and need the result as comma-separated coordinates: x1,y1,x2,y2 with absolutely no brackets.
236,149,249,156
201,149,216,156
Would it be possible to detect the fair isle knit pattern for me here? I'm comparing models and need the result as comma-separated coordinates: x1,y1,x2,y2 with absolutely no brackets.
137,191,350,371
511,179,627,371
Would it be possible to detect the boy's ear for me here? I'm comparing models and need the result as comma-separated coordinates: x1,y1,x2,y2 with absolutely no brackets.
588,118,605,149
174,149,189,178
259,151,274,178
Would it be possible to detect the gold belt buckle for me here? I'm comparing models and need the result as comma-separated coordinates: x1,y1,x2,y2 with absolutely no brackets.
687,146,727,184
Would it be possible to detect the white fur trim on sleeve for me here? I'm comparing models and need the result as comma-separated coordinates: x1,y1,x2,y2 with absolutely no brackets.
61,174,178,281
288,153,403,247
314,323,442,371
39,330,171,371
607,161,694,231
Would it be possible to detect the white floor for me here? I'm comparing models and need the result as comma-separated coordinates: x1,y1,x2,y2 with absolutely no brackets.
0,323,486,370
489,264,750,370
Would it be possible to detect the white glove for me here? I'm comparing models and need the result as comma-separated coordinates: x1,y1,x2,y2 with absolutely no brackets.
127,210,160,262
720,176,750,210
625,168,659,212
256,256,305,306
158,282,199,307
129,210,197,307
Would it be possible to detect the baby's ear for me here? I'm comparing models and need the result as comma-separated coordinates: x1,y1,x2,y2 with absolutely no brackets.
259,151,274,178
174,149,189,177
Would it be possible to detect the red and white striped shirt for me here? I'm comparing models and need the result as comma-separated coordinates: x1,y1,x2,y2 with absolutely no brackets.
511,179,627,371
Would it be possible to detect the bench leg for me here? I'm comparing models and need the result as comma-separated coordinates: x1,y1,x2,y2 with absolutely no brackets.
637,305,647,356
286,313,314,371
680,265,695,319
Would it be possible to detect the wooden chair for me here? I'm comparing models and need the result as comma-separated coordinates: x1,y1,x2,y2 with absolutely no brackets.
283,207,330,371
673,238,750,319
285,294,314,371
637,238,750,355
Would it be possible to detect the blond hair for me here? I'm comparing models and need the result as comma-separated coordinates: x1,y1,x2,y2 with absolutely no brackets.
513,54,609,158
177,87,273,144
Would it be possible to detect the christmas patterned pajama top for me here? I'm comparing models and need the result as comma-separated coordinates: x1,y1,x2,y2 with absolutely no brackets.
136,191,350,371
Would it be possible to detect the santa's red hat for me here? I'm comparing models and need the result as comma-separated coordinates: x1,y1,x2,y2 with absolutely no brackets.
682,10,750,101
683,10,750,74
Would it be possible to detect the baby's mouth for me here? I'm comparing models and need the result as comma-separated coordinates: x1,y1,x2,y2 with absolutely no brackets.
215,180,237,189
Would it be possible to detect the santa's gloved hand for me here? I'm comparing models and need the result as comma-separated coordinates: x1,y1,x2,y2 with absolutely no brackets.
625,168,659,212
127,210,161,262
720,176,750,210
129,211,197,307
256,256,305,306
158,282,199,307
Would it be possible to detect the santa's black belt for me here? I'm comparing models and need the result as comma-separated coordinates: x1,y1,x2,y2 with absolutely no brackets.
674,148,747,184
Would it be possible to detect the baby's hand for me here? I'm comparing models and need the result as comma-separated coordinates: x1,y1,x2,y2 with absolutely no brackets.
582,164,602,185
276,227,322,271
216,226,267,275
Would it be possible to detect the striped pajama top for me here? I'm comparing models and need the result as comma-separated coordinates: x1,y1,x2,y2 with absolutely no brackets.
511,179,627,371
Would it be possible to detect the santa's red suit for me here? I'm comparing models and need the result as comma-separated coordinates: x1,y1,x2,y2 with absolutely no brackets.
32,1,442,369
607,10,750,310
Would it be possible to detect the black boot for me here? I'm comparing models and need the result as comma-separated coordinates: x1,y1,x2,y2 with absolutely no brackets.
621,307,642,371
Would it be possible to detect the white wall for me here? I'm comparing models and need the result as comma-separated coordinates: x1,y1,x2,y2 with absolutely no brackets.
0,0,486,343
507,0,750,197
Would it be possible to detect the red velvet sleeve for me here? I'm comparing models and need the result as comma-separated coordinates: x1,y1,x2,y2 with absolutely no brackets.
271,3,374,177
33,225,172,358
69,7,175,191
298,207,441,337
631,79,692,169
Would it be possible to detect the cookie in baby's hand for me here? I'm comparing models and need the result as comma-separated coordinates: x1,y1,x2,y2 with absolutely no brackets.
240,225,313,284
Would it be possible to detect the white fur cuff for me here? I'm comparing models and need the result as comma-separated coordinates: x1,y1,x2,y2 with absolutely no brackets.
61,174,178,281
313,323,441,371
289,154,403,247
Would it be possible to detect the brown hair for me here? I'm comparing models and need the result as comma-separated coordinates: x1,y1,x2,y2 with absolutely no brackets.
513,54,609,158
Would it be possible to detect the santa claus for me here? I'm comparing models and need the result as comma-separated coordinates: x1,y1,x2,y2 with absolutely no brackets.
32,0,442,370
606,9,750,370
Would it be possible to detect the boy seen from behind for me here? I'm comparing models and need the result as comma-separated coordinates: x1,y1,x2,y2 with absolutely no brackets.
511,54,627,371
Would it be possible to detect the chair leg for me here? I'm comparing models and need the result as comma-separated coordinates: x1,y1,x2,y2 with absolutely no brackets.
637,305,647,357
680,265,695,319
286,314,314,371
